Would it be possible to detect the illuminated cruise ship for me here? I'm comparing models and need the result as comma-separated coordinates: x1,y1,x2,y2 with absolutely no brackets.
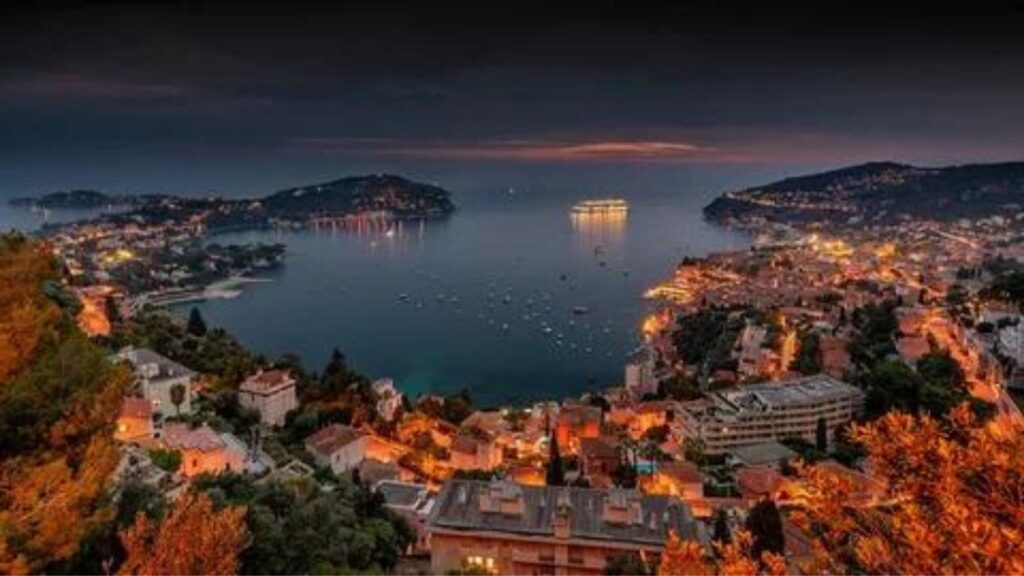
570,198,629,215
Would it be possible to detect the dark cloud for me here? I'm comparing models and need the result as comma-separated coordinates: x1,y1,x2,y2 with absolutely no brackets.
1,0,1023,193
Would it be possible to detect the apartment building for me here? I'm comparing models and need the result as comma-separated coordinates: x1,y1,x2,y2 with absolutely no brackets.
677,375,864,454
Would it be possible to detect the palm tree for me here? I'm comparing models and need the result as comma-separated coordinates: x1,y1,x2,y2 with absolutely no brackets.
170,383,186,417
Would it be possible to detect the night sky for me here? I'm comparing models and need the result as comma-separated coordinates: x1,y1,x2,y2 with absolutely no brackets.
3,1,1024,195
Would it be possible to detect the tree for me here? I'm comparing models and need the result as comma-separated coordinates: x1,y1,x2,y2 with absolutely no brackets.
815,416,828,454
744,499,785,561
118,491,248,575
187,306,208,337
0,237,132,574
712,508,731,545
546,432,565,486
147,449,182,474
659,529,786,576
792,404,1024,575
169,383,187,417
794,332,821,375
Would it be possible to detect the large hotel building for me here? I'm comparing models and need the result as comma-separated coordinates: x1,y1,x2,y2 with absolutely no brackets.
428,479,704,575
677,375,865,454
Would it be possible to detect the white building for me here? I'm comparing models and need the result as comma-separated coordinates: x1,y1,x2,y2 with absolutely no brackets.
116,347,196,418
678,374,864,454
239,369,298,427
373,378,404,422
305,424,368,474
625,347,657,397
998,321,1024,364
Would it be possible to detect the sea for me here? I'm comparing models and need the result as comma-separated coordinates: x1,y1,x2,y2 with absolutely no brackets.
0,166,798,406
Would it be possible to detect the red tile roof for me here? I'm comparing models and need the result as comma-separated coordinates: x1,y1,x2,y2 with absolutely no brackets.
240,369,296,394
162,423,225,452
737,466,784,497
119,396,152,420
657,461,704,485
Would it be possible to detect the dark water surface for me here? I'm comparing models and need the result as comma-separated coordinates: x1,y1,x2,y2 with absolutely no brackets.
187,190,747,405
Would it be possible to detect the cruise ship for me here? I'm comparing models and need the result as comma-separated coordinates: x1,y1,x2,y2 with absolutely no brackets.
570,198,629,215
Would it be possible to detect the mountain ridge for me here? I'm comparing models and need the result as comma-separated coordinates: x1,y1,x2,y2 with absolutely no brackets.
703,160,1024,225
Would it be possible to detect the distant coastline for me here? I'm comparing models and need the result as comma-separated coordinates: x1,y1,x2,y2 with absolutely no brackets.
703,161,1024,228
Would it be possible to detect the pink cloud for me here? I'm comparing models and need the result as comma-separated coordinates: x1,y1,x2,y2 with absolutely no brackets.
291,137,714,162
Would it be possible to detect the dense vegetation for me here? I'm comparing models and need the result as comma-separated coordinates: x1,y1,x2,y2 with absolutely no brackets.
192,473,414,574
0,235,132,573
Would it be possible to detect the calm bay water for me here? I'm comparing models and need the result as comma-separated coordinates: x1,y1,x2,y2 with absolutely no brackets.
0,179,755,406
188,190,748,405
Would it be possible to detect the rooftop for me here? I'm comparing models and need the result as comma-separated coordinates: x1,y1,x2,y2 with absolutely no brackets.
305,424,365,456
116,346,196,382
161,423,225,453
429,479,703,547
119,396,152,420
377,480,430,509
729,441,799,467
714,374,863,415
240,369,296,394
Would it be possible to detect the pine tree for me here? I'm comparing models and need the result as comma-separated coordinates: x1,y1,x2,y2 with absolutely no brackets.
745,498,785,560
815,415,828,454
186,306,207,337
712,508,731,545
546,431,565,486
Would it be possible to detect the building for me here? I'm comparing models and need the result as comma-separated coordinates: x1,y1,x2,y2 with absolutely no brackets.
239,369,298,427
116,346,196,418
735,323,780,379
641,461,704,501
555,404,602,455
160,423,246,477
581,434,618,483
624,347,657,397
115,396,153,442
678,375,864,454
451,430,504,471
428,479,705,575
630,401,674,439
305,424,368,474
377,480,436,554
373,378,405,422
818,335,851,378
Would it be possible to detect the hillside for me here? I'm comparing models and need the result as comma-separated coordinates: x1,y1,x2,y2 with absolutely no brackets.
704,161,1024,225
260,174,455,218
9,189,115,209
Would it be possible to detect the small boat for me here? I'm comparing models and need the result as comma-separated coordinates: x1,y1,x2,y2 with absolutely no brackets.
572,306,589,315
397,293,409,301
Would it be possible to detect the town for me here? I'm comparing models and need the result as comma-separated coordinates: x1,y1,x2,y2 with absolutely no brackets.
5,190,1022,574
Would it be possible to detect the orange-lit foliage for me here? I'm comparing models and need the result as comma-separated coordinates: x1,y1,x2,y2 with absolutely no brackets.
0,237,130,574
0,235,59,381
659,530,786,576
793,404,1024,574
118,492,249,575
0,437,121,574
